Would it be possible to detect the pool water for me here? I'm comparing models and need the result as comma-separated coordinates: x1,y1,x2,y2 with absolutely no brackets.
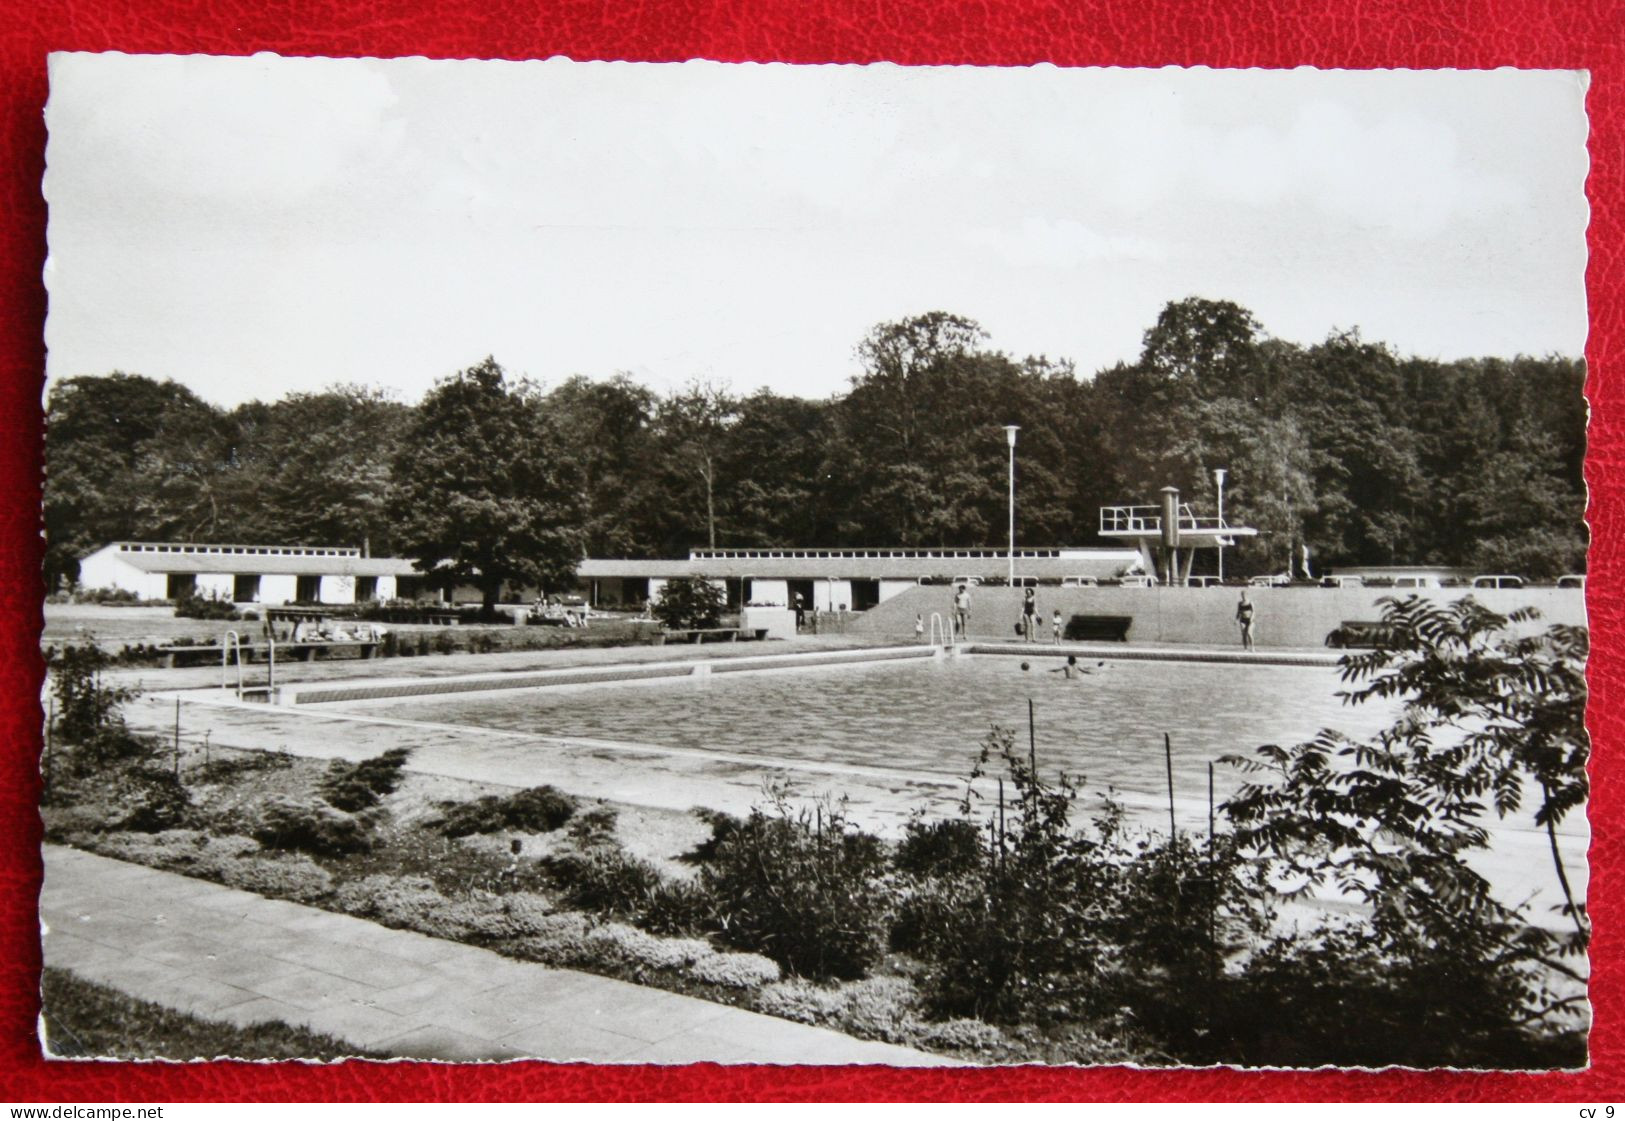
346,655,1400,803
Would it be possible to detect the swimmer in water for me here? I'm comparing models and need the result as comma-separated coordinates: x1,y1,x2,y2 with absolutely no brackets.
1050,654,1105,679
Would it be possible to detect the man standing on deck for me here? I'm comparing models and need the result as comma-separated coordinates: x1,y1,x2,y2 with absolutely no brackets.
953,583,971,639
1236,590,1256,651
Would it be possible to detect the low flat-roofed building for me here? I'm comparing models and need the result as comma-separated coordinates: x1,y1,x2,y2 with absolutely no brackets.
77,542,428,605
579,545,1143,611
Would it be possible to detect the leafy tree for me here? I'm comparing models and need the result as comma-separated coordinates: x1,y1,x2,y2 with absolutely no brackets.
1221,596,1589,1062
721,391,838,548
390,358,584,613
232,385,410,555
653,380,739,551
1140,296,1273,406
542,374,658,558
43,374,224,585
650,575,725,631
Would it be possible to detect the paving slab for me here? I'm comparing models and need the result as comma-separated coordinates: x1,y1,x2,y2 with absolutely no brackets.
41,845,956,1066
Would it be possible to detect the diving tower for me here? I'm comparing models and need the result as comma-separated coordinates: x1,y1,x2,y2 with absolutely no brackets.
1099,486,1258,585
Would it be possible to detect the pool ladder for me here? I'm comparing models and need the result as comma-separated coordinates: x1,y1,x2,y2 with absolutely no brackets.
928,612,953,648
220,630,277,702
221,631,245,699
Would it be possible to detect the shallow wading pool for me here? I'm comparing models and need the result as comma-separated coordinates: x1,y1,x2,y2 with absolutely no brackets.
321,654,1399,803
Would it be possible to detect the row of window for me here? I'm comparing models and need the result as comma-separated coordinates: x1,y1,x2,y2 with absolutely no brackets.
121,543,360,558
166,574,400,602
690,547,1067,561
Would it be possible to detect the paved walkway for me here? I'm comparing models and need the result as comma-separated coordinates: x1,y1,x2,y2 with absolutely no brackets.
41,846,953,1066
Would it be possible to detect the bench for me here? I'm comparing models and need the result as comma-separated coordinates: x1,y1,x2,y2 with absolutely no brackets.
1062,614,1133,643
1326,621,1388,649
655,627,769,645
158,641,379,667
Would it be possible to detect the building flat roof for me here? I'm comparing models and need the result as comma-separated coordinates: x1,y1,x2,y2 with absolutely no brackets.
581,550,1141,581
87,542,421,577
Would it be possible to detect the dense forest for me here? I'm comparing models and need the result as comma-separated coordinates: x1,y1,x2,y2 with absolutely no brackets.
42,297,1588,592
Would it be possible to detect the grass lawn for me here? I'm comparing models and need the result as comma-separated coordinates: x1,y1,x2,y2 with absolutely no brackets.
40,967,385,1061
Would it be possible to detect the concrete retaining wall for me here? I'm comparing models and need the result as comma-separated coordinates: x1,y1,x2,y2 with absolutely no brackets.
848,584,1587,649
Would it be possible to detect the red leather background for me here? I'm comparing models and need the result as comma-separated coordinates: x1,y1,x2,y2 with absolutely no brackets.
1,0,1621,1102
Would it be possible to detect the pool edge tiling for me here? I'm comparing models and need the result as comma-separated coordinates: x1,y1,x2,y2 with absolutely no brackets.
275,643,939,705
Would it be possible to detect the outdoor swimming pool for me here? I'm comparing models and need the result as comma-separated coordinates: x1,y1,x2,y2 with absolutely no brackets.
331,654,1401,803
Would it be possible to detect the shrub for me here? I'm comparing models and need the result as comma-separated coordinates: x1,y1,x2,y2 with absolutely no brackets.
650,576,725,631
507,913,595,966
435,786,577,837
334,875,458,934
894,816,982,877
333,877,563,943
689,950,781,989
567,804,618,845
689,948,783,981
100,767,194,833
680,808,743,864
252,796,374,856
174,593,240,621
76,830,333,903
698,792,891,981
640,877,716,936
316,748,412,811
915,1018,1007,1053
583,923,713,974
902,730,1132,1023
433,630,458,655
543,845,666,917
47,644,136,749
754,976,918,1042
208,849,333,903
74,586,143,605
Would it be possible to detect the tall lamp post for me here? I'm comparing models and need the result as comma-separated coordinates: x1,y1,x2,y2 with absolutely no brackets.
1004,425,1020,583
1214,467,1228,583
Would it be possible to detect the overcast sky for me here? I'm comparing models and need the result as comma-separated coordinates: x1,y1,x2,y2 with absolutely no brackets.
43,54,1590,408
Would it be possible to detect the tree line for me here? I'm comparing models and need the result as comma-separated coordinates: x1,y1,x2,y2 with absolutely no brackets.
43,297,1587,606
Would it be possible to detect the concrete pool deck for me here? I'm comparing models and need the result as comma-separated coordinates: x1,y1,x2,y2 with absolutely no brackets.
92,632,1347,699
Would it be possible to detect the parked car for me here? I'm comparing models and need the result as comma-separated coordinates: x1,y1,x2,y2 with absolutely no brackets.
1558,574,1586,589
1186,576,1223,588
1320,575,1364,588
952,575,983,587
1117,575,1157,588
1248,573,1292,588
1393,575,1442,589
1061,575,1099,588
1471,574,1525,589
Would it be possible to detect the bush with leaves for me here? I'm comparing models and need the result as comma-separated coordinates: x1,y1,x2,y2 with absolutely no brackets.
316,748,413,811
173,592,240,620
75,830,334,904
435,785,577,837
543,844,666,917
650,576,726,632
252,796,374,856
897,730,1125,1022
695,787,891,981
894,815,982,877
900,729,1265,1029
46,644,136,752
1219,595,1590,1067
